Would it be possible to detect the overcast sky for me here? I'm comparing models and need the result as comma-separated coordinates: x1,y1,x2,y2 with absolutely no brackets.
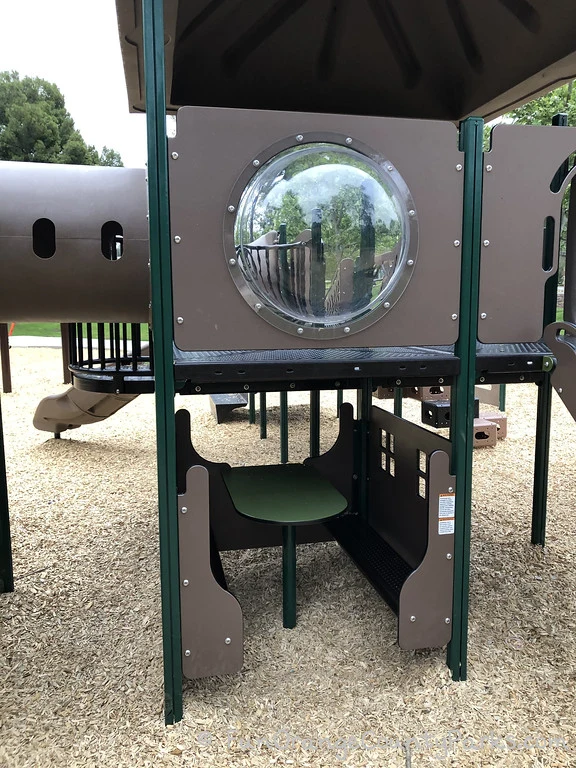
0,0,148,167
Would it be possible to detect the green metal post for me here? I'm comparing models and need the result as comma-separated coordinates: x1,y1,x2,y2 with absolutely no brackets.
498,384,506,412
280,391,288,464
357,379,372,521
0,398,13,593
282,525,297,629
393,387,403,417
447,117,484,682
259,392,267,439
532,113,568,546
310,390,320,457
142,0,182,724
248,393,256,424
336,388,343,415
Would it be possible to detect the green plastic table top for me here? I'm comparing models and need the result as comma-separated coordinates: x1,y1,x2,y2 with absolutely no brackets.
223,464,348,526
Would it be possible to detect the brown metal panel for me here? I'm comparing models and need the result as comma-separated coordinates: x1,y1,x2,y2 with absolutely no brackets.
169,106,463,351
0,162,150,323
304,402,355,504
543,321,576,422
179,464,243,679
398,450,455,650
480,124,576,343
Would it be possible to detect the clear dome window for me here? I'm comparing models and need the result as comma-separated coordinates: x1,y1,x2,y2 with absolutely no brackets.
229,142,416,337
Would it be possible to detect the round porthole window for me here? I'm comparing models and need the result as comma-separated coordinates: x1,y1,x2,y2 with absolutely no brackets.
227,141,417,338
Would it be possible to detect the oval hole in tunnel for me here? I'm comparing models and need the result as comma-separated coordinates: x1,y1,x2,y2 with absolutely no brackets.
32,218,56,259
101,221,123,261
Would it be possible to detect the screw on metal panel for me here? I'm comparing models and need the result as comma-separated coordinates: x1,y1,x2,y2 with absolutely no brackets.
344,326,351,333
456,163,463,171
225,637,231,645
177,317,184,324
290,382,296,389
229,258,236,266
352,474,358,480
407,259,414,266
453,240,461,247
354,366,360,372
244,384,250,390
227,205,235,213
448,487,454,493
410,616,416,622
438,378,444,384
386,164,394,171
558,387,563,393
519,375,525,381
451,314,458,320
408,209,415,217
195,386,202,392
395,379,402,385
445,618,451,624
384,302,390,309
255,303,262,311
296,134,304,142
446,553,453,560
479,376,485,383
115,389,120,395
182,579,189,586
297,328,304,335
527,361,533,366
486,164,493,172
480,312,487,319
345,137,353,144
185,650,191,657
171,151,179,160
181,507,187,514
483,239,490,247
252,159,260,167
174,235,181,243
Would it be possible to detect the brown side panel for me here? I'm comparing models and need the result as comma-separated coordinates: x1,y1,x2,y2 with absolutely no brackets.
480,124,576,343
305,402,355,506
179,465,243,679
398,450,455,650
0,162,149,322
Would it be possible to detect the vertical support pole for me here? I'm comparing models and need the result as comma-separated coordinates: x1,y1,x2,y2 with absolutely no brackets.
280,391,288,464
248,393,256,424
309,390,320,457
498,384,506,412
336,388,343,415
142,0,182,724
393,387,403,417
357,379,372,520
259,392,267,439
447,117,484,682
60,324,72,385
282,525,297,629
0,397,13,593
532,113,569,547
0,325,12,394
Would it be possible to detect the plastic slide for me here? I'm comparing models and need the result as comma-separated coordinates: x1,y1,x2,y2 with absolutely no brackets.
33,389,138,435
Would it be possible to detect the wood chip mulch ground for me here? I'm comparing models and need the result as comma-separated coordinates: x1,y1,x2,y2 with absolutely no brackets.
2,348,576,767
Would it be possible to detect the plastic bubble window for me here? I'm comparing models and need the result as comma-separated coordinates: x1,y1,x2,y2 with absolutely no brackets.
227,142,417,339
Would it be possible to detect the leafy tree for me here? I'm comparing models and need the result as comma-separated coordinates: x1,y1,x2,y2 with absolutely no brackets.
508,82,576,126
0,71,123,166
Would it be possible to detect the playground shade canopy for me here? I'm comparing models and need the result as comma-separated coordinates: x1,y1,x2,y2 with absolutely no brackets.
117,0,576,121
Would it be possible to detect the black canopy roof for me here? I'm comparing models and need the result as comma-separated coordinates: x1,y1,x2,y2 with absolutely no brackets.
117,0,576,121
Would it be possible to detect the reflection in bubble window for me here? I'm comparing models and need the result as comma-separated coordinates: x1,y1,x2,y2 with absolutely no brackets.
232,143,411,333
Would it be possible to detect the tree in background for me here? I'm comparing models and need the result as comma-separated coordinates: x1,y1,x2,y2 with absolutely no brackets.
0,71,123,166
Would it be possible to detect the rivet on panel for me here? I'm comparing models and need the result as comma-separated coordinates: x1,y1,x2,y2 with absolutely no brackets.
410,616,416,622
244,384,250,391
445,618,451,624
446,553,453,560
296,134,304,142
171,151,179,160
480,312,487,319
227,205,236,213
479,376,485,383
344,326,350,334
252,159,260,167
185,650,191,657
384,302,390,309
456,164,463,171
486,165,493,172
225,637,231,645
174,235,181,243
229,258,236,266
195,386,202,392
297,328,304,335
290,383,296,389
407,259,414,266
408,209,415,217
345,137,353,144
181,507,187,514
559,387,563,393
182,579,189,586
438,378,444,384
255,303,262,311
453,240,460,247
395,379,402,385
386,164,394,172
177,317,184,324
483,239,490,247
451,314,458,320
448,487,454,493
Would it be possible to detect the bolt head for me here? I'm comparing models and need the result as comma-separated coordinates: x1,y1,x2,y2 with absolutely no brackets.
252,159,260,167
297,327,304,335
174,235,181,243
407,259,414,266
408,209,415,217
386,164,394,171
448,487,454,493
479,377,485,383
384,302,390,309
182,579,189,586
290,383,295,389
177,316,184,324
225,637,231,645
171,151,179,160
451,314,458,320
181,506,187,514
558,387,563,393
483,239,490,247
343,326,351,334
195,385,201,392
438,378,444,384
295,134,304,142
185,650,191,657
410,615,416,622
395,379,402,385
255,303,262,311
456,163,463,171
446,553,453,560
445,618,451,624
480,312,487,319
345,137,353,144
244,384,250,391
453,240,461,247
227,204,235,213
229,258,236,266
486,164,493,172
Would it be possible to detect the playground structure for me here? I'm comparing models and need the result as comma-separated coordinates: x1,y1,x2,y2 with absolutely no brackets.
2,0,576,726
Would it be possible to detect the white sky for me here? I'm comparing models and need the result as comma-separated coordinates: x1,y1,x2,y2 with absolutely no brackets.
0,0,148,167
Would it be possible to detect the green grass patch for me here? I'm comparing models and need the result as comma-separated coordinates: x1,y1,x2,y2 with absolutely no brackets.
9,322,149,340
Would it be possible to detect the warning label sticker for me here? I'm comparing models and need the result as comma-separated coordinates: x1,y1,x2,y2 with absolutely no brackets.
438,493,455,535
